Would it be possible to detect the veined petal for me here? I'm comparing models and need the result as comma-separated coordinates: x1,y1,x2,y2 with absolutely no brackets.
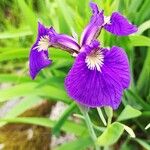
65,45,130,109
80,2,104,46
29,22,52,79
104,12,138,36
29,48,52,79
49,27,80,53
103,46,130,89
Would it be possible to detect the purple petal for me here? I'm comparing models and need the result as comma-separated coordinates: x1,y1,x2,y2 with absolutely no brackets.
104,12,138,36
80,3,104,46
90,2,99,14
29,22,52,79
65,45,130,109
103,46,130,89
49,27,80,53
80,40,100,54
37,22,50,39
29,48,52,79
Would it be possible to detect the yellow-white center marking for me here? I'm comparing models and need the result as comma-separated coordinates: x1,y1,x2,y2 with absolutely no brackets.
37,35,49,51
85,50,104,71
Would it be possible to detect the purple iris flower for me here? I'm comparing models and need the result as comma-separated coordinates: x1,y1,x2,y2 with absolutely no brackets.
29,2,137,109
29,22,80,79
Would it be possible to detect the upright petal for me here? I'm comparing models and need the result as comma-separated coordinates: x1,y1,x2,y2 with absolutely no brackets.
90,2,99,15
80,2,104,46
104,12,138,36
38,22,50,39
65,45,130,109
29,22,52,79
49,27,80,53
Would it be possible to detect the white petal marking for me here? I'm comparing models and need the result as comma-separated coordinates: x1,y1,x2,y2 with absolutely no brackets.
104,16,111,25
85,50,104,71
36,35,50,51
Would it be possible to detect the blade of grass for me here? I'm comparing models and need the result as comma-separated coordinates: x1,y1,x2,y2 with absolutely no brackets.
0,29,32,39
17,0,38,34
137,20,150,35
55,137,93,150
55,0,75,33
52,102,77,135
137,48,150,96
0,117,88,136
0,82,70,104
129,35,150,47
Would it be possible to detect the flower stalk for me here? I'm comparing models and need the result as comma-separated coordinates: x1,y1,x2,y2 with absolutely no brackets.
97,108,107,126
79,105,100,150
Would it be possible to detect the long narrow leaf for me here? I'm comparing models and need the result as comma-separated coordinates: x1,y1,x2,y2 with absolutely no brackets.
52,102,77,135
0,117,88,136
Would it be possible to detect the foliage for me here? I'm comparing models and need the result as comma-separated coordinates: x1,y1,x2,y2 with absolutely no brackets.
0,0,150,149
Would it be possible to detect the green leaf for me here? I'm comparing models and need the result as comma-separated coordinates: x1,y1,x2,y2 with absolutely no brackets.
0,96,43,126
0,117,88,136
117,105,142,121
17,0,38,34
0,49,28,62
52,102,77,135
145,123,150,130
129,0,142,14
125,90,150,111
134,139,150,150
97,122,124,146
6,96,43,117
0,74,31,83
129,35,150,47
0,29,32,39
55,137,93,150
121,124,135,138
137,20,150,35
55,0,75,33
0,82,70,103
111,0,120,12
0,47,73,62
135,0,150,24
137,49,150,97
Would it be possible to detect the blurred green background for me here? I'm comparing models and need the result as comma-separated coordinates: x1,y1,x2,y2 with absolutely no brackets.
0,0,150,149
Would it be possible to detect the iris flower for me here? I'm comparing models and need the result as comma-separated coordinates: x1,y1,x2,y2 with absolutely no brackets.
29,2,137,109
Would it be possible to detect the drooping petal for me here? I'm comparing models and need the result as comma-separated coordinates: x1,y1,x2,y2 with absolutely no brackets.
80,2,104,46
49,27,80,53
29,22,52,79
103,46,130,89
104,12,138,36
65,45,130,109
29,48,52,79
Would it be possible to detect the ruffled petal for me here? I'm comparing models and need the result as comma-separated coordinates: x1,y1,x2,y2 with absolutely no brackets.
49,27,80,53
103,46,130,89
29,48,52,79
65,46,130,109
80,2,104,46
104,12,138,36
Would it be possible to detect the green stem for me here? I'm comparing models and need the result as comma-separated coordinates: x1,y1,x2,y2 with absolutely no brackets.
97,108,107,126
79,106,100,150
104,107,113,126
